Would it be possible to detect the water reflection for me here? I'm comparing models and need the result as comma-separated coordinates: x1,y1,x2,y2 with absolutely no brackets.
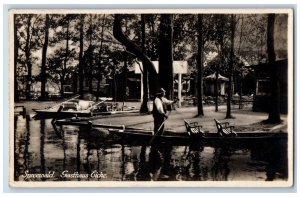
14,115,288,182
135,145,151,181
211,147,231,181
40,119,45,180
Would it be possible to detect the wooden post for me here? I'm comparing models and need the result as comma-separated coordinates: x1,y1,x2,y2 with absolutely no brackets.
178,74,182,108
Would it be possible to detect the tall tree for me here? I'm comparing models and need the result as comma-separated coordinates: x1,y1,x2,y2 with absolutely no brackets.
86,14,95,92
267,14,281,123
40,14,50,100
96,15,106,101
158,14,174,99
78,14,84,98
113,14,159,95
24,14,33,100
145,14,159,60
197,14,204,116
214,14,228,112
140,14,149,113
14,14,20,102
215,15,224,112
61,16,70,98
17,14,44,100
46,14,77,98
123,51,128,103
226,14,236,119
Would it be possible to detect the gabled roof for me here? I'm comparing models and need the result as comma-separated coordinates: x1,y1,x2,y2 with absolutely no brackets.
249,59,288,69
204,72,229,81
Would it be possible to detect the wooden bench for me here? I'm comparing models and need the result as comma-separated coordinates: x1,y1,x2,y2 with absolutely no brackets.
214,119,237,136
184,119,203,136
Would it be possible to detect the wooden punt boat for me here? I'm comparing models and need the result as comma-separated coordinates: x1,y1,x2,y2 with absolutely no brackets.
54,118,287,148
33,96,138,119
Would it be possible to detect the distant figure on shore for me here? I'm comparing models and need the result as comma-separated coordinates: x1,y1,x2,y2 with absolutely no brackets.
152,88,176,135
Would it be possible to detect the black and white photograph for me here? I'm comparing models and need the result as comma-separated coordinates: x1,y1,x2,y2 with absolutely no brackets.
9,9,293,187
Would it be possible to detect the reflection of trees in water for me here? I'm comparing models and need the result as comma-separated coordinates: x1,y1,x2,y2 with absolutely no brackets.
120,145,140,181
148,144,173,181
250,141,288,181
40,119,46,181
15,115,31,181
59,125,68,181
83,139,92,181
135,145,151,181
134,144,174,181
180,146,208,181
211,147,231,181
26,121,287,182
24,115,31,175
148,145,163,180
121,144,125,180
14,116,28,181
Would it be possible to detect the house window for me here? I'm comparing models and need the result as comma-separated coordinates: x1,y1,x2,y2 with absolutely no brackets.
256,79,270,95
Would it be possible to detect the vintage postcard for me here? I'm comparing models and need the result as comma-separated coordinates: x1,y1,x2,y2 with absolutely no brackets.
9,9,294,187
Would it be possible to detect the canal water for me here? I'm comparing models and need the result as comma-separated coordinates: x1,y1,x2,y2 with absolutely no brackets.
14,115,288,182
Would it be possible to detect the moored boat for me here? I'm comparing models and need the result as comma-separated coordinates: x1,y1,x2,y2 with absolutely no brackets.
33,96,138,119
54,118,288,148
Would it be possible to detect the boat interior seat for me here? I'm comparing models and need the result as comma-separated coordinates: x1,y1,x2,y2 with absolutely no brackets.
214,119,237,136
184,119,203,136
78,100,94,110
62,102,78,110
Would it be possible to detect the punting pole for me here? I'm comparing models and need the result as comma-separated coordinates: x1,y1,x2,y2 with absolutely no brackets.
148,118,167,145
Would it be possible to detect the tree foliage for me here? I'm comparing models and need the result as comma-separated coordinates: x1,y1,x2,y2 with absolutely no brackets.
13,12,285,118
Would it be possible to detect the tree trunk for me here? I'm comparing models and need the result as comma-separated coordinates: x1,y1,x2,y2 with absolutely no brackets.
214,70,219,112
25,15,32,100
215,15,225,112
78,14,84,98
150,17,156,59
73,67,78,94
113,65,117,102
96,15,105,101
158,14,174,99
226,14,235,119
113,14,159,95
40,14,50,100
267,14,281,123
123,51,128,102
197,14,204,116
14,14,19,102
238,16,244,109
140,14,149,113
88,15,93,93
61,18,70,98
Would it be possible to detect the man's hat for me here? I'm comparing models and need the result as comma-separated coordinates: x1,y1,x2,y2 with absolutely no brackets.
156,88,166,95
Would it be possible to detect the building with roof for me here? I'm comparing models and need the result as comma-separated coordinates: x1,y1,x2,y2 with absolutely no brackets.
250,59,288,114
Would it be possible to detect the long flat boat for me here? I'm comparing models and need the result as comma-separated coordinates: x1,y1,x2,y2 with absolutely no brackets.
33,96,138,119
33,108,93,118
54,118,287,148
108,128,287,148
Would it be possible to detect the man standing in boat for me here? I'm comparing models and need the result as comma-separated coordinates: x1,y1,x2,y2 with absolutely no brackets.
152,88,176,135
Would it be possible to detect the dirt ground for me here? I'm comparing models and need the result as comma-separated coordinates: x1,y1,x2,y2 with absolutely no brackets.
15,101,288,133
91,105,288,133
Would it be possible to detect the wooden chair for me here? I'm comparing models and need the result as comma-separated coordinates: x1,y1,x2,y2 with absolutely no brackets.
184,119,203,136
214,119,237,136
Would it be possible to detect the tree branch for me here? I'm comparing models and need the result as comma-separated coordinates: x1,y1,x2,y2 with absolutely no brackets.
113,14,159,93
